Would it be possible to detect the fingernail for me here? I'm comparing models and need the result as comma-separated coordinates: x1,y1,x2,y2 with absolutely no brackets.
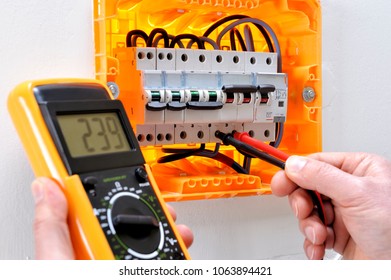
286,156,307,174
305,226,316,244
31,178,45,204
293,200,299,217
306,246,315,260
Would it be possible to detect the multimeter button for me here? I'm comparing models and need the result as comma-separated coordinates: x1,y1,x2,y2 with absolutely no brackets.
83,176,98,196
135,167,148,183
83,176,98,186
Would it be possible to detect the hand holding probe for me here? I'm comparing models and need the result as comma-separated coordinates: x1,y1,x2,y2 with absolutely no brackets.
215,131,326,225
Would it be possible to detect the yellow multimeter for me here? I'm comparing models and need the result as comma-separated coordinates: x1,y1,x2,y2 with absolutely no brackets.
8,78,190,260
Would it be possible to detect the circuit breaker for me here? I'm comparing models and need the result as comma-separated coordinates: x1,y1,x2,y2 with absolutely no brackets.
94,0,322,201
113,47,287,145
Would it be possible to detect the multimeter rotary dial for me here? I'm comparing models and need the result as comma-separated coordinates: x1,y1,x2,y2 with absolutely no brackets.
84,166,184,260
107,192,164,259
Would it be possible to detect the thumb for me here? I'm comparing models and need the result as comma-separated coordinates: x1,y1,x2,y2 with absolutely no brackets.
284,156,362,201
31,177,74,259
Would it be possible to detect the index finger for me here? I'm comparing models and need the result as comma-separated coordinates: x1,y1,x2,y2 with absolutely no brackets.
270,169,299,196
270,152,361,197
284,155,363,201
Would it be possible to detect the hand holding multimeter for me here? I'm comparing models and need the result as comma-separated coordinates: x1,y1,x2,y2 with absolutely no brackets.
8,79,191,260
31,177,193,259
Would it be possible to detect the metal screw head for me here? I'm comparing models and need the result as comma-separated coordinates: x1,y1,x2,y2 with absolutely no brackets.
302,87,316,103
107,82,120,99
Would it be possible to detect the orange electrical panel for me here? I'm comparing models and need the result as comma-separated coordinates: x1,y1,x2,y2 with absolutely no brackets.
93,0,322,201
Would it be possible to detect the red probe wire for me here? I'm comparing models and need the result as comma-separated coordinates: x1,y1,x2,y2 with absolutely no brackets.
234,132,290,161
233,131,327,226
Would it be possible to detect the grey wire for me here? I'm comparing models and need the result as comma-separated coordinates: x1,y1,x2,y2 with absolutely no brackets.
244,25,255,52
198,36,219,50
215,18,282,73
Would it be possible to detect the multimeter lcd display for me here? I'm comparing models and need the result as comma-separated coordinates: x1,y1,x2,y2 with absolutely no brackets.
57,112,132,158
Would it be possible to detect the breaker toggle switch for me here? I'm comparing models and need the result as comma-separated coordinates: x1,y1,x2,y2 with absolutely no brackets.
166,90,187,111
222,85,257,104
146,90,166,111
186,89,224,110
258,84,275,105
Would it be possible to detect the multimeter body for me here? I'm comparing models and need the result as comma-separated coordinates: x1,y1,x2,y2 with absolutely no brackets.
8,79,190,260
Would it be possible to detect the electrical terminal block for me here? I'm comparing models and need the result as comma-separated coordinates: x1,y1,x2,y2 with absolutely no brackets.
156,48,176,71
114,47,287,146
176,49,213,71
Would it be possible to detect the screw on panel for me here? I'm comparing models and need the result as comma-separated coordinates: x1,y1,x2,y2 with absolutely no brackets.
107,82,120,99
302,87,316,103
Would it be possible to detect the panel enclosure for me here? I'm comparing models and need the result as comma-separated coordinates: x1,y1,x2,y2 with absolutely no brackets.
93,0,322,201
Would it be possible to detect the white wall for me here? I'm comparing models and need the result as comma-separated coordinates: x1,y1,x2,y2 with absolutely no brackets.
322,1,391,158
1,0,390,260
0,0,94,259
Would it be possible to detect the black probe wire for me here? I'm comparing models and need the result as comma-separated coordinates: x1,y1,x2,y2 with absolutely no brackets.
218,130,327,227
215,131,286,170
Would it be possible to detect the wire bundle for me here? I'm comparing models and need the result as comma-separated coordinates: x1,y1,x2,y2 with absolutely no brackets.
157,143,248,174
126,14,281,72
